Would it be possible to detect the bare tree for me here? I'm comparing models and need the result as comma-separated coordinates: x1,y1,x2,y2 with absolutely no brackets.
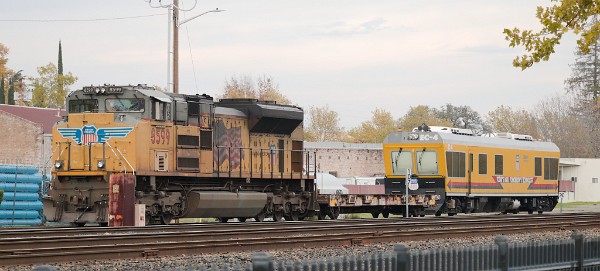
221,75,291,105
486,105,539,138
533,94,593,158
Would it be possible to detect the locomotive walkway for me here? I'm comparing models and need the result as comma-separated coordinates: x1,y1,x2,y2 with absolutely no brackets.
0,212,599,266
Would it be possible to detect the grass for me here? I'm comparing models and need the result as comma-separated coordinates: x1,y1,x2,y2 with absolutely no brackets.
556,201,600,208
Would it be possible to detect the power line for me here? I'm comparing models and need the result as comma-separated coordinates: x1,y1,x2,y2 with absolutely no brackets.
0,13,166,22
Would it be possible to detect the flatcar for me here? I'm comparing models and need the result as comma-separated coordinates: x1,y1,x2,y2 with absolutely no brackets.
382,125,559,216
44,84,318,226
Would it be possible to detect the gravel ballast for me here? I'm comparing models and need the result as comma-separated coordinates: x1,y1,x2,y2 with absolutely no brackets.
4,227,599,271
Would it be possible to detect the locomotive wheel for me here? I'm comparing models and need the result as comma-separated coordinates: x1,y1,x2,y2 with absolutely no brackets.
161,213,172,225
528,210,534,214
98,222,108,227
291,211,299,221
71,222,86,227
382,212,390,218
238,217,247,222
219,217,230,223
273,212,284,222
538,211,544,214
254,212,265,222
371,212,380,218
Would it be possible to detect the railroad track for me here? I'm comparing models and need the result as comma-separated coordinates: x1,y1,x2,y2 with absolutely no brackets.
0,213,598,266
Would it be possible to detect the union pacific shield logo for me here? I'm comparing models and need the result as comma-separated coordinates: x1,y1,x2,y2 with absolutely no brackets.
58,125,133,144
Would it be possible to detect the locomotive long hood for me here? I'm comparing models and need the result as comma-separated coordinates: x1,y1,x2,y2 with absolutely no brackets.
217,99,303,134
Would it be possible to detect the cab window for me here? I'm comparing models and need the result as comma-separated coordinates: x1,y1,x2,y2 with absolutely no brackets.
153,100,173,120
69,99,98,113
416,150,438,175
391,150,412,175
105,98,145,112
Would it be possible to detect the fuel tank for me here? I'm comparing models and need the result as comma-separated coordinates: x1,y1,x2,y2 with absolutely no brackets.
183,191,268,218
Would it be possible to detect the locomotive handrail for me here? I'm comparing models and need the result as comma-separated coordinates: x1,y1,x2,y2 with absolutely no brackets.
214,146,317,179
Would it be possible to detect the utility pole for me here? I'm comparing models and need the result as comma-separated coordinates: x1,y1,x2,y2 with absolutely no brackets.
163,0,222,94
173,0,180,94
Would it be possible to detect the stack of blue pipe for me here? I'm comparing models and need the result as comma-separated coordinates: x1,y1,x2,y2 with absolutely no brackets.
0,164,43,226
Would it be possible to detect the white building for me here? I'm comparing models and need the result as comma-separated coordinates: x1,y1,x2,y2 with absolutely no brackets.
560,158,600,203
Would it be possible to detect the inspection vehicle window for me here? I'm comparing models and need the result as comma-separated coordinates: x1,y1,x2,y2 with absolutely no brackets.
69,99,98,113
479,153,487,175
105,98,145,112
416,150,438,175
391,150,412,175
446,151,466,178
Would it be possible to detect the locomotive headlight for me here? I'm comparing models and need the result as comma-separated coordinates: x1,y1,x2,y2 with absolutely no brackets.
97,160,105,169
54,160,63,169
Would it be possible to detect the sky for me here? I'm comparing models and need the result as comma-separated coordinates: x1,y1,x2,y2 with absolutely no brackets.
2,1,578,129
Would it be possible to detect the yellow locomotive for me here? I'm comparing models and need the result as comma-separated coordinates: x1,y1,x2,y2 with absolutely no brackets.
383,125,559,216
44,84,317,226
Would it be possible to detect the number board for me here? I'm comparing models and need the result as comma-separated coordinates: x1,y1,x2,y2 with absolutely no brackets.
82,86,124,95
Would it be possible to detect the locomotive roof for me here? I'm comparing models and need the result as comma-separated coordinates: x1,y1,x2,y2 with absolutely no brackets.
384,132,560,152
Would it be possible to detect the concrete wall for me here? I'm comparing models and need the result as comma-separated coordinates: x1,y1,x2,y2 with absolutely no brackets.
560,158,600,203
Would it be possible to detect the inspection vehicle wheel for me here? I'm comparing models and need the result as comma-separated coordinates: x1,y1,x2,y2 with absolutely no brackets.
371,212,380,218
317,212,326,220
238,217,247,222
328,208,340,220
98,222,108,227
382,212,390,218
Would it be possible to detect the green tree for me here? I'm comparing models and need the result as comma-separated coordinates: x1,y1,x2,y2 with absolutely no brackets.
504,2,600,70
347,108,397,143
0,43,9,78
0,76,4,104
304,105,344,142
7,78,14,105
486,105,539,138
31,63,77,108
397,105,453,132
58,40,63,75
221,75,291,105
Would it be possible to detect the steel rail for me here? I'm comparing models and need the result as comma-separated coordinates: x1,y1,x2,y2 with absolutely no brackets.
0,213,599,266
0,212,597,239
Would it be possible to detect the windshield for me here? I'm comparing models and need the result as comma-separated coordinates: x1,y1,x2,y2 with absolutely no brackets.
69,99,98,113
416,150,438,175
105,98,145,112
391,150,412,175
